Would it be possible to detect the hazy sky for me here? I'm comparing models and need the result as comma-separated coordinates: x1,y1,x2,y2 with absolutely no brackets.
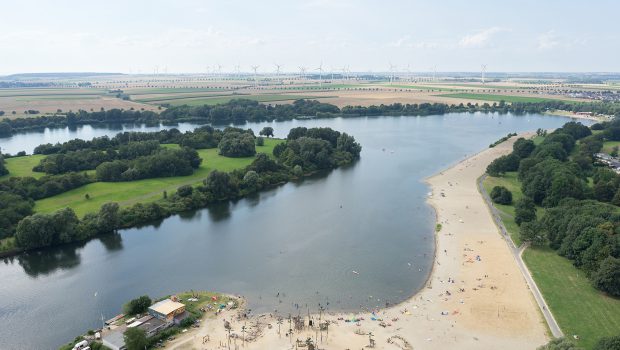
1,0,618,74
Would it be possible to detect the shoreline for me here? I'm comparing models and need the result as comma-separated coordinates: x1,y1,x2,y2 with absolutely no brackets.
164,133,549,350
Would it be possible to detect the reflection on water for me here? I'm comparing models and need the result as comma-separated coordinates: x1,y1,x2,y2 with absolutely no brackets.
0,113,586,350
11,234,124,278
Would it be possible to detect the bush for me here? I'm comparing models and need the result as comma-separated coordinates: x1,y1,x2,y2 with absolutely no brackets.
180,315,197,328
594,335,620,350
255,136,264,146
490,186,512,205
537,337,583,350
177,185,193,197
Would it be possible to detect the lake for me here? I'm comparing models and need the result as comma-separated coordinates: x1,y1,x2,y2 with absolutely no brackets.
0,113,582,349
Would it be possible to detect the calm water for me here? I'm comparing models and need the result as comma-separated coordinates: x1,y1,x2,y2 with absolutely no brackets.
0,113,581,349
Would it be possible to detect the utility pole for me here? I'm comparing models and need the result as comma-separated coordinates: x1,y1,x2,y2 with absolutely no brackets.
242,323,246,347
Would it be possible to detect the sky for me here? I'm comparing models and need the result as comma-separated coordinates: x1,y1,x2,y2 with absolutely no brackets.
0,0,618,74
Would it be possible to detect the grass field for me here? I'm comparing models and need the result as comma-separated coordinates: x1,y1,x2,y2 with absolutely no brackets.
483,171,526,245
601,140,620,155
34,139,283,217
523,248,620,349
439,93,562,103
483,147,620,349
0,154,46,180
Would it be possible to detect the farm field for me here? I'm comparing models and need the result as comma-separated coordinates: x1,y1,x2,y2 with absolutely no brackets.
34,138,283,217
523,247,620,349
132,92,239,103
439,93,563,103
125,87,229,95
385,84,461,91
144,93,329,106
0,88,107,97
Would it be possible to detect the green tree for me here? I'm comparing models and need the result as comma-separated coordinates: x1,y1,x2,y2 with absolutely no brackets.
206,170,236,200
259,126,274,137
594,181,617,203
594,335,620,350
592,257,620,297
519,221,546,246
218,131,256,157
0,192,34,238
515,197,536,225
124,327,148,350
490,186,513,205
513,138,535,159
336,132,362,159
124,295,152,315
255,136,265,146
177,185,193,197
0,121,13,137
98,202,120,233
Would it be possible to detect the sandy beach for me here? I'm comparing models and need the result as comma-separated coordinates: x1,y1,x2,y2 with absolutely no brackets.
165,134,548,350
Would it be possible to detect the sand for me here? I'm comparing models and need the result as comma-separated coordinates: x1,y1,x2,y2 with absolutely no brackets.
164,134,549,350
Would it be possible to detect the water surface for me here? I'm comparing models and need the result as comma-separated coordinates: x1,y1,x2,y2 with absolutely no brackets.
0,113,581,349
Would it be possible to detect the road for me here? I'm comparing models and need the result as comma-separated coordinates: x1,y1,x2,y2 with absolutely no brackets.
478,174,564,338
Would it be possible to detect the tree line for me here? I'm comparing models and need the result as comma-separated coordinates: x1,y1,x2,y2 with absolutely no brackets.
487,120,620,297
2,98,620,139
6,127,361,252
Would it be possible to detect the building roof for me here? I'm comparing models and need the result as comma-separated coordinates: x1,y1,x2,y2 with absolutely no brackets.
149,299,185,316
102,327,125,350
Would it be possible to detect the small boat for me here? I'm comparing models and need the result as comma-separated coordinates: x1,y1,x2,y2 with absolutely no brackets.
352,270,359,275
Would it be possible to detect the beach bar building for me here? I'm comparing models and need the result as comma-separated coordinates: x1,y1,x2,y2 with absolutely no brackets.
148,298,186,323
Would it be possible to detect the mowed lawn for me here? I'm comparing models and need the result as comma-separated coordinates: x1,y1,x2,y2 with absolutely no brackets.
439,93,562,103
483,171,527,246
523,248,620,349
0,154,46,180
34,138,282,217
601,140,620,155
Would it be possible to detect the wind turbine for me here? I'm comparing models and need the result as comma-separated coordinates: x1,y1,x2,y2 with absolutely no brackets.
215,64,223,81
234,64,241,79
341,66,348,81
433,65,437,82
251,65,259,88
316,62,324,88
405,64,412,82
274,63,283,79
298,66,307,80
481,64,487,84
388,63,397,85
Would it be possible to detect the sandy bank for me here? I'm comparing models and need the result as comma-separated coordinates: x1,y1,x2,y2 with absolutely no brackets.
165,134,548,350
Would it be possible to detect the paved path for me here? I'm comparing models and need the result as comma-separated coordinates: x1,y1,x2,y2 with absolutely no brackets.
478,174,564,338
